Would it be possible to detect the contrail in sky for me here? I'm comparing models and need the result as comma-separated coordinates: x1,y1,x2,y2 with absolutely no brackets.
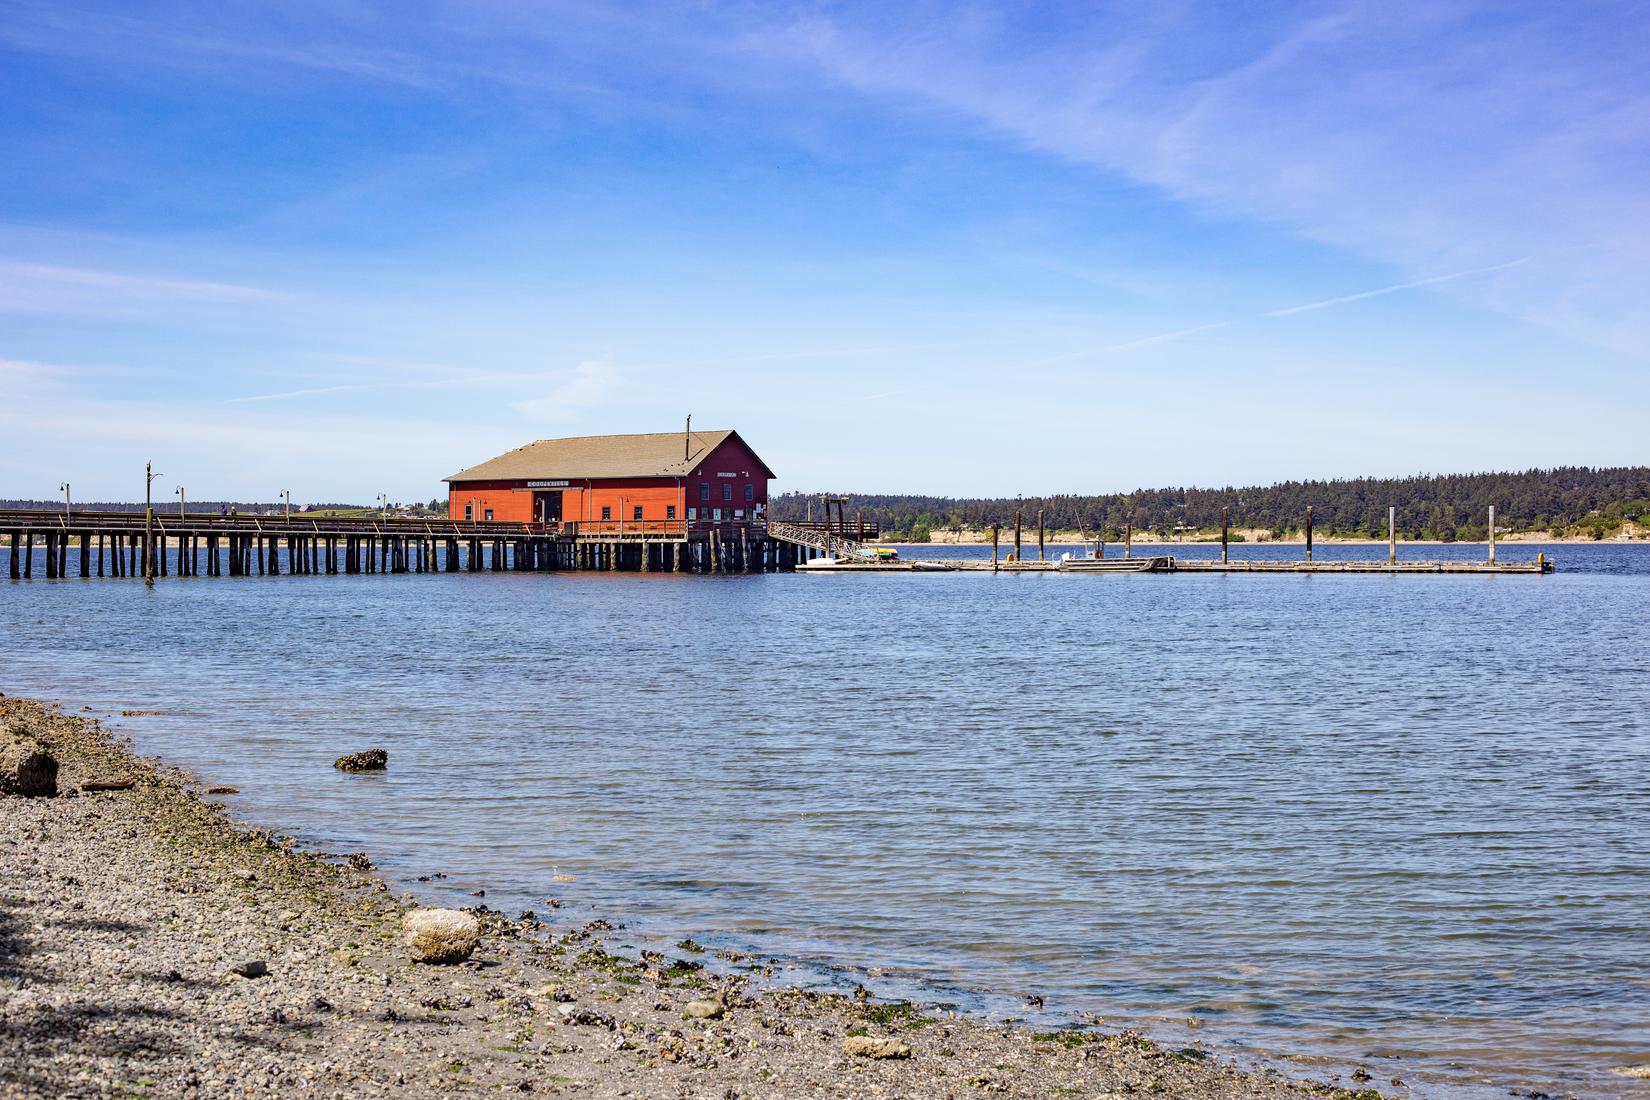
1019,256,1533,369
1263,256,1532,317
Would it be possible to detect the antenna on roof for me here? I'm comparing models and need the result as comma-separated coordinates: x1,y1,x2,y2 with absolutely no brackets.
684,414,691,461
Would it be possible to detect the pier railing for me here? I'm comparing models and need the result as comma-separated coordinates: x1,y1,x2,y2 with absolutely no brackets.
0,508,536,539
564,519,687,539
766,518,880,556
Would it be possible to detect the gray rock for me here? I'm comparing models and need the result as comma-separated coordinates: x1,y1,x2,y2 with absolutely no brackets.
333,749,387,772
842,1035,912,1059
402,908,480,964
230,959,268,978
0,736,58,797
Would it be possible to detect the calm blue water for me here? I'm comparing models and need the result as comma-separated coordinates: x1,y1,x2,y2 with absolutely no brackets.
4,541,1648,1098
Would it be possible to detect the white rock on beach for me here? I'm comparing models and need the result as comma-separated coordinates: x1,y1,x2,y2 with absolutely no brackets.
683,998,725,1020
401,908,480,964
843,1035,912,1059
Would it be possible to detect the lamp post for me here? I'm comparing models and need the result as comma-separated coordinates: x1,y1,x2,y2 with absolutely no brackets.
144,463,162,587
282,490,291,521
60,482,71,516
377,493,388,519
177,486,186,518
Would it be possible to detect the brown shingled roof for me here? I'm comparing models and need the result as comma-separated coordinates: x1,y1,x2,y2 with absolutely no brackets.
444,430,774,482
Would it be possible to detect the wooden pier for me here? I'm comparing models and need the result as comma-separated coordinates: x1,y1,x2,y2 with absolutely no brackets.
0,508,1555,581
0,509,869,581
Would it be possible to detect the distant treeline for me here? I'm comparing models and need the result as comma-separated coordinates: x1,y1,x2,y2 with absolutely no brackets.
771,466,1650,541
1,500,367,514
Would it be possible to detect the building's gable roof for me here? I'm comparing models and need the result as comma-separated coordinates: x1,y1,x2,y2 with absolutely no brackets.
445,430,776,482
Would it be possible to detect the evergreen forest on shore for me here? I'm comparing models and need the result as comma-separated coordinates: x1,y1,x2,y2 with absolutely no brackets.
770,467,1650,542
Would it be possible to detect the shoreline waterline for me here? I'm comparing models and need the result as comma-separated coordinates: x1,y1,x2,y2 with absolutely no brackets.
2,691,1398,1099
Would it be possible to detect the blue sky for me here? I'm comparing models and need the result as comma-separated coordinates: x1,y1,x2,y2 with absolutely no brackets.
2,1,1646,502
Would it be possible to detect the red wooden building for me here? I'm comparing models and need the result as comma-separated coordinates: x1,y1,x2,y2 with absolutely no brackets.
444,429,775,532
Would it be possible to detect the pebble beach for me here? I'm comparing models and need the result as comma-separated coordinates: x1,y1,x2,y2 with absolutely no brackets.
0,692,1392,1100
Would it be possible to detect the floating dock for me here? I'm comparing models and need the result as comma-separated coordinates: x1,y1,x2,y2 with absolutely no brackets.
1168,558,1552,574
798,555,1553,575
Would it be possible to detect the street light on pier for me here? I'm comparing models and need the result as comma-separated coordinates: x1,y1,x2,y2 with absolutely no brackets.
177,486,186,518
144,463,163,588
377,493,388,519
282,490,291,520
60,482,70,517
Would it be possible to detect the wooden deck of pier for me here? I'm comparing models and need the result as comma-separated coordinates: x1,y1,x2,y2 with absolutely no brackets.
0,509,869,580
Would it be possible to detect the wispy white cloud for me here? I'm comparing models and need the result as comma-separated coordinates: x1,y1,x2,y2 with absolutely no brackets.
851,384,928,404
512,360,625,421
755,4,1650,357
0,356,59,382
224,340,964,406
0,260,284,315
223,374,503,405
0,352,506,499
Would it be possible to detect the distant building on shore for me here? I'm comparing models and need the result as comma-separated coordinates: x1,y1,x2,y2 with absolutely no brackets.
444,429,775,528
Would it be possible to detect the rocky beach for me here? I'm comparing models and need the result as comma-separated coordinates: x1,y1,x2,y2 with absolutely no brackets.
0,692,1394,1100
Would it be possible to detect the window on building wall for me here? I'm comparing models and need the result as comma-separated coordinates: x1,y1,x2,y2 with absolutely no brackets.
713,508,723,521
744,483,754,502
700,482,710,501
484,509,494,522
667,505,677,520
722,482,733,501
633,505,643,521
601,505,611,520
464,503,473,520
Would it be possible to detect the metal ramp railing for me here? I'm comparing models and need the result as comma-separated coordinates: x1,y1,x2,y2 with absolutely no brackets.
765,519,879,558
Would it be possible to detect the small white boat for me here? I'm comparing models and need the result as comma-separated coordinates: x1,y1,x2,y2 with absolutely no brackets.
1057,556,1172,573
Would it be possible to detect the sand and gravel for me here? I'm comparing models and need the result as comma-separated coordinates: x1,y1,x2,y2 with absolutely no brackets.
1,693,1387,1099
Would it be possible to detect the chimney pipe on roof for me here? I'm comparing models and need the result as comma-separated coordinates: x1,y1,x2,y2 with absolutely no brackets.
685,414,691,462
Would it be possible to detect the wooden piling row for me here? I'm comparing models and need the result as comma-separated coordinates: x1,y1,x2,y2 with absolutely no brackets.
8,519,815,582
